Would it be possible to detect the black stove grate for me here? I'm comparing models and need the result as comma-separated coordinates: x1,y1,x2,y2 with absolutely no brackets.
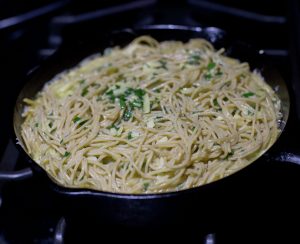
1,1,300,243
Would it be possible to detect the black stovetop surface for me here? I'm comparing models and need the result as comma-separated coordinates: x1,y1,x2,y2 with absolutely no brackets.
1,1,300,243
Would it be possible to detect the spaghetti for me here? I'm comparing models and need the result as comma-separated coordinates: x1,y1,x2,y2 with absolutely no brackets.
20,36,281,193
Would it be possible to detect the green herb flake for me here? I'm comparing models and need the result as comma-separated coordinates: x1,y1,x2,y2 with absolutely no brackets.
187,54,201,65
187,60,200,65
35,123,39,127
106,87,146,121
247,110,254,116
106,90,113,96
79,79,85,84
128,131,133,140
242,92,255,98
207,62,216,70
73,116,81,123
124,87,134,96
134,89,146,99
79,119,88,127
119,96,126,109
106,90,115,101
143,182,150,191
216,71,223,76
112,124,119,130
204,73,212,80
213,98,219,107
141,160,147,171
48,122,53,128
223,97,229,102
63,151,71,158
190,54,201,60
123,106,133,121
108,124,119,130
81,87,89,96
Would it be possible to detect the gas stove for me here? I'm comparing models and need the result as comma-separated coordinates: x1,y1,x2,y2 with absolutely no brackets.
1,1,300,243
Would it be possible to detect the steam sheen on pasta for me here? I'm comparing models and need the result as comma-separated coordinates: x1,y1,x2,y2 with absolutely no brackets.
21,36,281,193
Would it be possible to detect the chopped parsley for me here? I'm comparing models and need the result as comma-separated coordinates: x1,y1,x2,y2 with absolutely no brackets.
143,182,150,191
119,95,126,109
108,124,119,130
204,73,212,80
73,116,81,123
207,62,216,70
35,123,39,127
213,98,219,107
242,92,255,98
73,116,88,126
79,79,85,84
203,62,219,80
79,119,88,127
81,86,89,96
187,60,200,65
216,71,223,76
48,122,53,128
123,105,133,121
105,89,115,102
63,151,71,158
141,160,146,170
106,87,148,121
112,124,119,130
128,131,133,140
187,54,201,65
133,88,146,99
247,110,255,116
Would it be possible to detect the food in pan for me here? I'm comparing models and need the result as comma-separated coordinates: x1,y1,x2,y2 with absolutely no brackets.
20,36,282,193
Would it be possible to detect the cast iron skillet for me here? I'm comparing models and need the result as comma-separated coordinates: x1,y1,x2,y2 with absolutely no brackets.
0,25,293,228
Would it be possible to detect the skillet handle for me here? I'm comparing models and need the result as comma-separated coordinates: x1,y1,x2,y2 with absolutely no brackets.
0,168,33,181
269,152,300,165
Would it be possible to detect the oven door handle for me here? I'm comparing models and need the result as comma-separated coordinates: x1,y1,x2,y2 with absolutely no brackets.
0,167,33,181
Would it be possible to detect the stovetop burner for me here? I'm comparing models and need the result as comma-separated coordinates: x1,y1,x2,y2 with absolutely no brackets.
1,1,300,243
